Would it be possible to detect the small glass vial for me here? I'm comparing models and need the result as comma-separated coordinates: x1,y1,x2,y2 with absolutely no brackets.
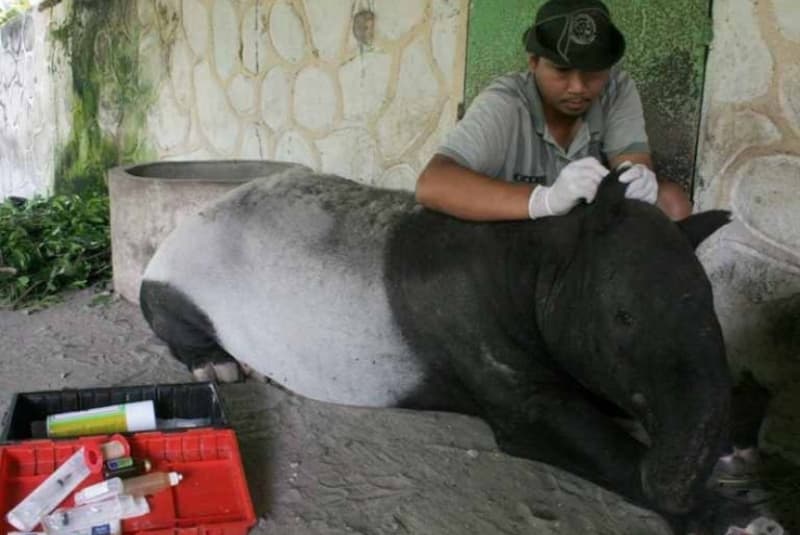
102,457,152,480
99,435,130,461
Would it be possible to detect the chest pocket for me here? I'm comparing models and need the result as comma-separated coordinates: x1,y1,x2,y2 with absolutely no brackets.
509,136,550,185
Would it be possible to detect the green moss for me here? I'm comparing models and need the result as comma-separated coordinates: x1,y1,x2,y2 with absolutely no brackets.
51,0,155,195
0,0,29,27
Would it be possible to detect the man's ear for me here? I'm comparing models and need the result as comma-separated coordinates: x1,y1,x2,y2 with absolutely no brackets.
528,54,539,71
676,210,732,250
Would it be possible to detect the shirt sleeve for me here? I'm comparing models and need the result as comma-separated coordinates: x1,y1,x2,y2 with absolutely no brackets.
602,70,650,160
436,90,516,178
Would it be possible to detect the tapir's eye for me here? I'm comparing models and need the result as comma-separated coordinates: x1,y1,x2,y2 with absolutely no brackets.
615,310,633,326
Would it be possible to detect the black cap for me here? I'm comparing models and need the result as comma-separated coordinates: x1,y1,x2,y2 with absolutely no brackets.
523,0,626,71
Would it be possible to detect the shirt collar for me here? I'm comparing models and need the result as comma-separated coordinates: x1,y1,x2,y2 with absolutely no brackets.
524,71,547,135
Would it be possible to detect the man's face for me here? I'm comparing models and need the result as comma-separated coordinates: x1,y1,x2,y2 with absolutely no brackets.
529,56,610,117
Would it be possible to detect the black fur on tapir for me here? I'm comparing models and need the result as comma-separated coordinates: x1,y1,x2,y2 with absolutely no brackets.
140,166,732,516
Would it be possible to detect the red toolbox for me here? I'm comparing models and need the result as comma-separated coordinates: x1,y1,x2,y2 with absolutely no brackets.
0,384,256,535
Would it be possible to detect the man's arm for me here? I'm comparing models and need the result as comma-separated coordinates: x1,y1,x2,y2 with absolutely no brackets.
417,154,609,222
608,152,692,220
415,154,535,221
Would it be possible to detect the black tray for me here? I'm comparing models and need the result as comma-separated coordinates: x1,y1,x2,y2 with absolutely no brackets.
1,382,228,442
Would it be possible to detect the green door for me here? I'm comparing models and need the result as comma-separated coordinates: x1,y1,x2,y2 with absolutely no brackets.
464,0,713,194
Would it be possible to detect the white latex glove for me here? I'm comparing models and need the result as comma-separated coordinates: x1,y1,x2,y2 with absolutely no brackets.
618,162,658,204
528,157,608,219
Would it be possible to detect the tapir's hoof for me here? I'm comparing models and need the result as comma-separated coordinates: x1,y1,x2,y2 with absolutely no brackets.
192,361,242,383
239,362,269,383
737,517,784,535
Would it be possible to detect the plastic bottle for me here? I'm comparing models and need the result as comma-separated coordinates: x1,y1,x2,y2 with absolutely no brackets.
74,472,183,505
6,445,103,531
46,401,156,438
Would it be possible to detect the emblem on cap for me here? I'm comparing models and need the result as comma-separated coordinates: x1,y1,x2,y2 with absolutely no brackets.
570,13,597,45
524,0,626,70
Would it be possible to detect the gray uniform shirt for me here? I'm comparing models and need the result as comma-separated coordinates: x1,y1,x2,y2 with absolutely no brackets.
438,67,649,186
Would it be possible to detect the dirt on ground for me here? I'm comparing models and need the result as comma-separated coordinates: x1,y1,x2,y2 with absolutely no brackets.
0,287,781,535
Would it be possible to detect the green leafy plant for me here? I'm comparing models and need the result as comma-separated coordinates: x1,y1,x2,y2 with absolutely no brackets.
0,193,111,309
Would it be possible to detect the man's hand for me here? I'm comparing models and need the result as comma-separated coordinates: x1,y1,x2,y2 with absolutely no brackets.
528,157,609,219
618,162,658,204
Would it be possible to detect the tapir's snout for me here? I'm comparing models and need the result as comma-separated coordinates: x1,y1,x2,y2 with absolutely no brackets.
641,458,699,514
640,374,731,515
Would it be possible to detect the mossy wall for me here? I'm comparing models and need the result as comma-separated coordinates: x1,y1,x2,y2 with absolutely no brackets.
2,0,467,198
50,0,154,195
465,0,713,191
0,1,30,26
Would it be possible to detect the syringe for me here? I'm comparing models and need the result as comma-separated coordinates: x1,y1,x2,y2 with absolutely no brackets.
6,445,103,531
42,495,149,533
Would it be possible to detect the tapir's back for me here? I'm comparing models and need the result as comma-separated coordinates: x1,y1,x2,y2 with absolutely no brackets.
143,169,425,406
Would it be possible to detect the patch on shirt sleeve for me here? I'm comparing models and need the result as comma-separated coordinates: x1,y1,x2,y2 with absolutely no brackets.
513,173,547,185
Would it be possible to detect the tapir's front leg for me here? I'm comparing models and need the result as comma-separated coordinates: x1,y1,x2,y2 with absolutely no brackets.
482,381,650,508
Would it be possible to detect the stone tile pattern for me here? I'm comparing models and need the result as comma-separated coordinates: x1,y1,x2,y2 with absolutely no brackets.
0,7,69,198
695,0,800,462
0,0,467,198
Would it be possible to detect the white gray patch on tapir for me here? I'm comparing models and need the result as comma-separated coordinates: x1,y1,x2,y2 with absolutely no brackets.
143,167,424,405
141,167,734,521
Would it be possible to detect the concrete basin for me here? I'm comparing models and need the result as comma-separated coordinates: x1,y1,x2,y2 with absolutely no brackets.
108,160,308,303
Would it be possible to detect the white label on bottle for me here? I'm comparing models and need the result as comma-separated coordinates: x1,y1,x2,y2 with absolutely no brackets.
81,481,111,500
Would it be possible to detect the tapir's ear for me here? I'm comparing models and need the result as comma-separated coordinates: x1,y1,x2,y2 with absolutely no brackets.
676,210,732,249
585,170,626,233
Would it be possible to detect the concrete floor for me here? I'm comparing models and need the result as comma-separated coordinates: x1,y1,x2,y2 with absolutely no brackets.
0,288,777,535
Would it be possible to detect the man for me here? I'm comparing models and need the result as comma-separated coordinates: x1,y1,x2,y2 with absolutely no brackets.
416,0,692,221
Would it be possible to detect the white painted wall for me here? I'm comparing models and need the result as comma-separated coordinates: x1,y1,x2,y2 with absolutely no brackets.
0,0,468,198
695,0,800,461
0,6,70,198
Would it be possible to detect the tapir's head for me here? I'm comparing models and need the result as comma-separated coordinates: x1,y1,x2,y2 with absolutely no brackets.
535,172,732,514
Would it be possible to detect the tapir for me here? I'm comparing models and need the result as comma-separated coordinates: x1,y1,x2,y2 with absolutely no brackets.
140,165,732,516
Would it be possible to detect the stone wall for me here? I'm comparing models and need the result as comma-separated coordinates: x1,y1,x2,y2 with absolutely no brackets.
0,0,468,198
695,0,800,461
0,7,69,198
